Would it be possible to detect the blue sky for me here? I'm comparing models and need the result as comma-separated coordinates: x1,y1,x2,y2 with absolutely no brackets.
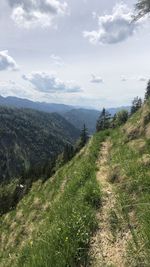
0,0,149,108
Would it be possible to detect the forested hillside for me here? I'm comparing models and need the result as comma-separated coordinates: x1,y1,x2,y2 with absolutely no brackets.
0,107,80,183
0,95,130,134
1,98,150,266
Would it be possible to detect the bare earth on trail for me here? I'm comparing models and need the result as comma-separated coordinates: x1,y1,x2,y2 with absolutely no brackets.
89,140,131,267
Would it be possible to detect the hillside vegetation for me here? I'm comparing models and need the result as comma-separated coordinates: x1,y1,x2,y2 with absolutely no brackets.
107,100,150,266
1,100,150,267
0,95,130,134
0,106,79,183
0,130,109,267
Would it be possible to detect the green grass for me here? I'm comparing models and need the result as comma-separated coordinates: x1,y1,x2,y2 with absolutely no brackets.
0,130,110,267
109,125,150,266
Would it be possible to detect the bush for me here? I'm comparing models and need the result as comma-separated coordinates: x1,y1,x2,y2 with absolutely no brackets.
115,110,129,126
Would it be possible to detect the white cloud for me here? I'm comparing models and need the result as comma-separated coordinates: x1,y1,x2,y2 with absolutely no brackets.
50,54,64,66
22,72,82,93
121,76,127,82
90,74,103,83
83,4,142,45
0,50,18,71
0,80,33,98
138,76,147,82
7,0,68,28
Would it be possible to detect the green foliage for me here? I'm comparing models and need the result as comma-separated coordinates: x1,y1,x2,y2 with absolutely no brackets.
80,124,88,146
74,124,89,153
145,79,150,101
55,144,74,169
0,106,79,183
108,210,120,239
96,108,111,132
0,130,109,267
0,179,19,215
110,126,150,266
131,97,142,115
114,110,129,126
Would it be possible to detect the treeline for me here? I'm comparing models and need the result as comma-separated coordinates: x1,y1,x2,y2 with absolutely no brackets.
96,79,150,132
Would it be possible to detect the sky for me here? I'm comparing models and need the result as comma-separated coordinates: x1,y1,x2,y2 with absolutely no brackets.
0,0,150,109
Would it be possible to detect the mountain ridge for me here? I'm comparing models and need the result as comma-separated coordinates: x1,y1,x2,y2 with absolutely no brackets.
0,95,130,134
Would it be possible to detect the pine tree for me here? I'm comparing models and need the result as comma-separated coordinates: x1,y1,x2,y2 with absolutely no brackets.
145,80,150,101
131,97,142,115
96,108,111,132
63,144,74,163
80,124,88,147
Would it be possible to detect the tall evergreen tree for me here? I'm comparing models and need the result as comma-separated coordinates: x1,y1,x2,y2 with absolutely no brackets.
131,96,142,115
80,124,88,147
96,108,111,132
145,80,150,101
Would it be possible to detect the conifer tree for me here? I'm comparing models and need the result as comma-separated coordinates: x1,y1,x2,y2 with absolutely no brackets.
131,96,142,115
145,80,150,101
96,108,111,132
80,124,88,147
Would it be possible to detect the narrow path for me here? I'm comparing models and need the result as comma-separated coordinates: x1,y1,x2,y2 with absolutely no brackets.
89,140,130,267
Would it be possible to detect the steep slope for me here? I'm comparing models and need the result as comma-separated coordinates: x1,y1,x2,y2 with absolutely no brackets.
109,100,150,266
0,106,80,183
0,131,108,267
1,101,149,267
89,100,150,266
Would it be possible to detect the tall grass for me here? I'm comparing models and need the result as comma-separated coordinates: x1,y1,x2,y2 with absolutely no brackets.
1,130,110,267
110,128,150,266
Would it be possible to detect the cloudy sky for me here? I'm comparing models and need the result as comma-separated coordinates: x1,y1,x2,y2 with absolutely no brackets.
0,0,149,109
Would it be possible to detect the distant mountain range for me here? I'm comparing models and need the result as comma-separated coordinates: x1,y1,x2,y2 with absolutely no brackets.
0,95,130,134
63,107,131,134
0,95,74,113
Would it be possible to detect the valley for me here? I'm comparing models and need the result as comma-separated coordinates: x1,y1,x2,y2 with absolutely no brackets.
0,99,150,266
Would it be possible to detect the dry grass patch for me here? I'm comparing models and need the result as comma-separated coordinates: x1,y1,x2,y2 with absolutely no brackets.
138,154,150,167
128,139,146,152
145,123,150,139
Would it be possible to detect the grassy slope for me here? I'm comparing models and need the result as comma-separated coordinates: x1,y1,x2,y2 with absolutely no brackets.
108,101,150,266
0,131,109,267
1,101,150,267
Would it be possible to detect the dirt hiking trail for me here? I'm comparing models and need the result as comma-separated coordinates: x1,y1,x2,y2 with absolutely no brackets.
89,140,131,267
